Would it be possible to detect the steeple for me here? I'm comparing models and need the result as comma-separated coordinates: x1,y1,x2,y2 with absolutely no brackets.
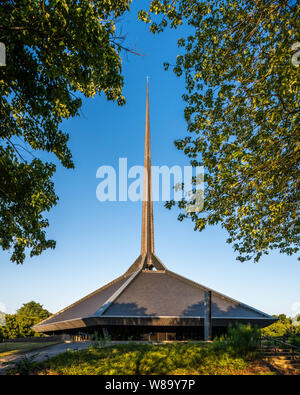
124,80,166,275
141,79,154,265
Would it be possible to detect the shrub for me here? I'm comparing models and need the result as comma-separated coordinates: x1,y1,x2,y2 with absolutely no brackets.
33,342,251,375
7,354,38,375
261,317,293,338
288,334,300,348
214,323,260,359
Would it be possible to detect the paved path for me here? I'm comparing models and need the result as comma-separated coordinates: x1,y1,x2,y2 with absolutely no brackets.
0,342,91,374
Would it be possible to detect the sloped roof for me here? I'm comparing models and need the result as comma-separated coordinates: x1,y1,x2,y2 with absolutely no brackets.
35,273,130,327
34,268,273,332
102,270,268,319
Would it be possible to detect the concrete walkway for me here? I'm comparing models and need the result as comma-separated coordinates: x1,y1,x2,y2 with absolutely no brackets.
0,342,91,374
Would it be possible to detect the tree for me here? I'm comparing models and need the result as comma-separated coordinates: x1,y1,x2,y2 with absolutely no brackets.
0,310,4,326
274,313,292,325
1,314,19,339
16,301,51,321
0,310,5,341
16,301,51,337
0,0,132,264
16,315,43,337
140,0,299,262
1,302,51,339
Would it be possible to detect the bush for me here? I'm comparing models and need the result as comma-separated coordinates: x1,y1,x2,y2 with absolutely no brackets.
288,334,300,348
261,315,293,338
30,342,249,375
6,354,38,375
214,323,260,359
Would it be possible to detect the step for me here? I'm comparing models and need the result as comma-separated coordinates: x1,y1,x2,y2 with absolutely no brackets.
264,359,300,365
283,369,300,374
265,357,300,362
263,352,295,356
272,362,300,369
260,344,293,350
264,352,299,358
264,354,300,359
267,360,300,371
277,367,300,372
265,360,292,365
262,350,300,356
263,356,300,361
264,358,300,365
260,346,297,350
260,344,298,349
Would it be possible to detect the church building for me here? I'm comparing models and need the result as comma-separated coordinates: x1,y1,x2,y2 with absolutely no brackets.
33,82,275,340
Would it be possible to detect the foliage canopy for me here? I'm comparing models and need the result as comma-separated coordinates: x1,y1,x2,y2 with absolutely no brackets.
16,300,51,321
261,314,300,338
0,0,131,263
140,0,300,262
0,301,51,339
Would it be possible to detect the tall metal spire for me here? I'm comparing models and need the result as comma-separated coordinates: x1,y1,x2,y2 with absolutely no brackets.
141,79,154,266
124,80,166,275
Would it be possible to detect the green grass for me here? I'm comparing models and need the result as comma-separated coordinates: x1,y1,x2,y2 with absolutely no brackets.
29,342,263,375
0,342,60,358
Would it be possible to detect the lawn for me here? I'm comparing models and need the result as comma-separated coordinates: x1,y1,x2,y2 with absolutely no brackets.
21,342,275,375
0,342,61,358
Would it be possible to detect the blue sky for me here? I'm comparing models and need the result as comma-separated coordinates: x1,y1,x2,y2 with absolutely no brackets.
0,2,299,318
